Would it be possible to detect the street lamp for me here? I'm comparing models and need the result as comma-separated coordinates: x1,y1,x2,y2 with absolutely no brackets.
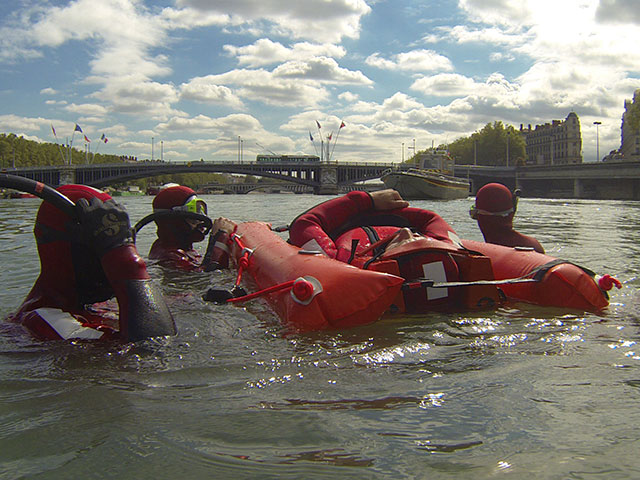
593,121,602,162
506,133,510,167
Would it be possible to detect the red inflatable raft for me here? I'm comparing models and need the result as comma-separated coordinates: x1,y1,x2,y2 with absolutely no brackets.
226,222,617,332
228,222,403,332
462,240,613,311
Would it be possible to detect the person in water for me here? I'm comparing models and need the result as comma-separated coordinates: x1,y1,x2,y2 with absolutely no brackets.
8,185,176,342
470,182,545,253
148,185,235,271
288,188,461,261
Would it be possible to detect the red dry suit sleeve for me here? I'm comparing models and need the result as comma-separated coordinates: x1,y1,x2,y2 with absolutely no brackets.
289,191,374,258
101,244,176,341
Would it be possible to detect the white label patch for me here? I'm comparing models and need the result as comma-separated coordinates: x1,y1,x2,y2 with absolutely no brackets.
422,261,448,300
36,307,104,340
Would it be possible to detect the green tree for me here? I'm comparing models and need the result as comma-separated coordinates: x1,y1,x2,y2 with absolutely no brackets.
447,122,526,166
0,133,125,167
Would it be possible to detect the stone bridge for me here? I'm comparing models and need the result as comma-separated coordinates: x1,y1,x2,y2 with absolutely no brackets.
5,159,640,199
3,160,400,195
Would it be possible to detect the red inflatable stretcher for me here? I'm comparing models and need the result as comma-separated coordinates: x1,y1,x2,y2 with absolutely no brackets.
227,223,616,332
462,239,612,311
229,222,403,332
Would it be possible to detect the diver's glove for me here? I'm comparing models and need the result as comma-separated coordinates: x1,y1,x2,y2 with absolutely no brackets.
202,229,230,271
75,197,134,257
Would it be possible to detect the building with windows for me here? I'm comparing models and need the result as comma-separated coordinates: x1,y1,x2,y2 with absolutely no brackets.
519,112,583,165
620,89,640,161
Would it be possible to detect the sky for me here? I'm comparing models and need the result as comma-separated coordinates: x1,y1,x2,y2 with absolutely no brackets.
1,0,639,164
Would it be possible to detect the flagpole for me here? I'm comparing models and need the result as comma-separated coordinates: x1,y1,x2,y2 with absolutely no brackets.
69,134,76,165
326,135,331,162
51,126,67,164
309,131,319,157
329,121,345,161
315,121,324,162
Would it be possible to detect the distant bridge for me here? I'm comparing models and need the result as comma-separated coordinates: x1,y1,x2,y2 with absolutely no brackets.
454,161,640,199
202,183,314,194
4,159,640,199
3,160,400,195
202,182,384,194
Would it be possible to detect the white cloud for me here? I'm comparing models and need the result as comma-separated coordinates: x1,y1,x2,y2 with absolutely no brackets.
366,50,454,72
273,57,372,85
411,73,481,97
224,39,346,68
180,80,244,109
0,114,51,132
338,91,360,103
175,0,371,43
156,113,255,133
458,0,535,26
596,0,640,24
437,25,529,47
184,57,371,109
64,103,108,116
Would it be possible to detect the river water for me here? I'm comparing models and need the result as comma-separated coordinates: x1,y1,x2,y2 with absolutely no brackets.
1,193,639,479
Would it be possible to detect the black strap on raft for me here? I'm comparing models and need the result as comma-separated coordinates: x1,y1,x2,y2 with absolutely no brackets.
347,239,359,264
401,258,598,291
402,277,538,291
133,210,213,235
0,173,75,218
528,259,596,281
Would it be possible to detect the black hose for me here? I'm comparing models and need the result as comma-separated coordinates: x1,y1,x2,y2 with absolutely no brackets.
0,173,75,217
134,210,213,235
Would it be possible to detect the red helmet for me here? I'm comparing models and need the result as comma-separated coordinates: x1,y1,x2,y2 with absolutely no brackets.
152,185,208,246
471,183,518,219
34,185,114,309
152,185,198,211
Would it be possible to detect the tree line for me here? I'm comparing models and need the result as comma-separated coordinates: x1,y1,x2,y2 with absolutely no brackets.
0,133,252,191
403,122,526,167
0,133,126,168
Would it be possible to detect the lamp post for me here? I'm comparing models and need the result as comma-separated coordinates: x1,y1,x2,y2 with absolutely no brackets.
407,138,416,163
593,121,602,161
506,133,510,167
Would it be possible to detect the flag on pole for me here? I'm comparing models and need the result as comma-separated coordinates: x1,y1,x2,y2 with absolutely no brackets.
316,120,322,129
84,135,91,143
328,133,333,141
309,131,314,142
74,124,83,133
51,125,57,137
339,121,346,129
101,133,108,143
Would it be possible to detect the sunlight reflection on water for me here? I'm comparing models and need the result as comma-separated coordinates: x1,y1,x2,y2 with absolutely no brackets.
1,194,640,479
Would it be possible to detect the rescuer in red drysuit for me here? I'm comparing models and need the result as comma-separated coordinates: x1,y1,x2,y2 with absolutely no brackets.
148,185,235,271
470,182,545,254
288,189,462,262
7,185,176,342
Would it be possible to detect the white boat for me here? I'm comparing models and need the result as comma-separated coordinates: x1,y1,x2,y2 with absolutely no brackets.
381,149,469,200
